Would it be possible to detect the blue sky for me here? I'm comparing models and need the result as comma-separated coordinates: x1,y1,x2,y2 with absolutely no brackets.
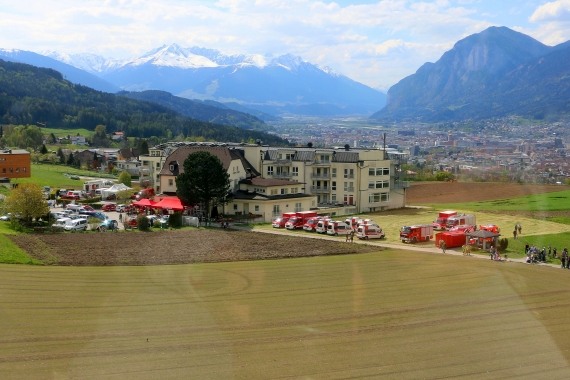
1,0,569,90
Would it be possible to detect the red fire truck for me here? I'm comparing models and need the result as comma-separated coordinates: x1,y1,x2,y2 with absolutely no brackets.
432,210,457,230
400,224,434,243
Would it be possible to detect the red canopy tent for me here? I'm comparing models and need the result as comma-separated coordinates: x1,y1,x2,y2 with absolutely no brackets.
152,197,184,211
132,198,156,207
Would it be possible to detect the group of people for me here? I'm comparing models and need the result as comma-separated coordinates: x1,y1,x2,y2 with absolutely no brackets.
513,223,522,239
345,229,355,243
489,246,504,261
525,244,569,267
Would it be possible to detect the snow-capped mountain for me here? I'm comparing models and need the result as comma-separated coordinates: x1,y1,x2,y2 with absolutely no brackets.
2,44,386,116
0,48,119,92
43,51,122,74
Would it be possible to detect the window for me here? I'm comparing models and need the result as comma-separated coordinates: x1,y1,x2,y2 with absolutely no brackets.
331,194,337,202
281,188,288,195
344,194,354,205
292,166,299,176
270,189,278,195
254,205,260,212
369,180,390,189
291,187,298,193
272,205,280,216
295,202,302,212
331,181,336,191
233,204,238,210
168,179,174,186
169,164,175,171
369,167,390,176
267,166,274,175
156,163,161,169
369,192,390,203
332,168,337,177
344,181,354,192
344,168,354,178
285,153,294,160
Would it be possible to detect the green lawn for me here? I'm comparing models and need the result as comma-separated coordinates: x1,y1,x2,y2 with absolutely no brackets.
14,163,115,189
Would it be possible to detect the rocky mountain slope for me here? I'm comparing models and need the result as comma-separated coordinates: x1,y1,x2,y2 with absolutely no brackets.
372,27,570,122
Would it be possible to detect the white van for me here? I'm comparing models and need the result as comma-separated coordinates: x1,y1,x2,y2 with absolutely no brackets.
326,221,350,236
52,217,72,230
64,218,88,231
356,224,386,240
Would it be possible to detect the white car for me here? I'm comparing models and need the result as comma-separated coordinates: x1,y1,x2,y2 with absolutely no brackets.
63,218,88,231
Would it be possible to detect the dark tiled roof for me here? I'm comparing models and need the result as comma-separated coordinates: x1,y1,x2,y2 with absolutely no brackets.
232,190,314,201
159,146,254,176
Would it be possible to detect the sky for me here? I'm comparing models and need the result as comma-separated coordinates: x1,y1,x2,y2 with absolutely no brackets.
1,0,569,91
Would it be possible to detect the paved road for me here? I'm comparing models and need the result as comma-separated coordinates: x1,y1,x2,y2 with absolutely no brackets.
238,225,566,269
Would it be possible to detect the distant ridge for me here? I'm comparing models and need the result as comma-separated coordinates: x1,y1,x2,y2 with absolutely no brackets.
372,26,570,121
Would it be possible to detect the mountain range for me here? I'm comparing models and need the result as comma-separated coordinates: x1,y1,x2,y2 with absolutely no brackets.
372,26,570,122
1,45,386,117
2,26,569,122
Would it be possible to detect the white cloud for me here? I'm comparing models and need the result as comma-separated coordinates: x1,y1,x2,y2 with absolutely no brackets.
0,1,568,89
530,0,570,22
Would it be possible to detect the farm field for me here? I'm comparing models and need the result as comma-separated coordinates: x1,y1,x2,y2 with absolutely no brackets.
1,181,570,377
2,251,570,378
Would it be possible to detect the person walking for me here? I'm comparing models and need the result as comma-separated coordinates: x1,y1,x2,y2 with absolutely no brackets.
561,249,567,269
440,241,446,254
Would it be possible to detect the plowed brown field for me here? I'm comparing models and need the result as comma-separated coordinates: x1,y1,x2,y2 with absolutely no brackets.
406,181,565,204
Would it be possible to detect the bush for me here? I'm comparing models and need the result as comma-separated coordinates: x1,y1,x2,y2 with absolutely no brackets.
497,238,509,252
136,214,150,231
169,212,183,228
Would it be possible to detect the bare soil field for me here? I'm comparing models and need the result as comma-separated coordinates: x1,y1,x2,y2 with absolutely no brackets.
406,181,566,204
8,229,377,266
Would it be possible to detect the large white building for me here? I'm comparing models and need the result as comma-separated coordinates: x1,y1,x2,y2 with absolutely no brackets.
139,142,407,222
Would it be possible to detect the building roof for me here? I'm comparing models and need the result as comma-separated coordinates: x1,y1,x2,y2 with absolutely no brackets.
466,230,501,239
159,146,256,176
241,177,304,187
263,148,360,163
232,190,315,201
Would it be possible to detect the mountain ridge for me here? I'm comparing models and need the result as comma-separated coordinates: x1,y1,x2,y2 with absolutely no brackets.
372,26,569,121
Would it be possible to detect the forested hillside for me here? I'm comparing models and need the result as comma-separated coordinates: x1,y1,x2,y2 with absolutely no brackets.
0,60,288,145
118,90,269,130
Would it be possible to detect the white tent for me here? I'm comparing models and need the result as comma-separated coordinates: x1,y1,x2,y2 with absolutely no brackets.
101,183,131,199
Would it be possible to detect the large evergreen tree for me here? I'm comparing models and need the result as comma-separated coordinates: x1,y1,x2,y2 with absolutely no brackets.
176,151,230,224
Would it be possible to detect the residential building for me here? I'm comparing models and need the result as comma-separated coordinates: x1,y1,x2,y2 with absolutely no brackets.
239,145,406,213
143,141,406,222
0,149,31,179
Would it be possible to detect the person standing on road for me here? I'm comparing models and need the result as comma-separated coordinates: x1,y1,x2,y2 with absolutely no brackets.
440,241,446,254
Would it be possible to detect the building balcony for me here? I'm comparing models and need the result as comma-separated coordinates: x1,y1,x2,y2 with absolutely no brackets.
273,173,292,179
311,173,330,179
313,160,331,166
311,186,330,194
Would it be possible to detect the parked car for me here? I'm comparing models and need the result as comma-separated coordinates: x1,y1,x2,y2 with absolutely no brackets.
63,218,88,231
102,203,117,212
116,204,127,213
0,213,11,221
52,217,72,230
66,203,83,211
96,219,119,232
